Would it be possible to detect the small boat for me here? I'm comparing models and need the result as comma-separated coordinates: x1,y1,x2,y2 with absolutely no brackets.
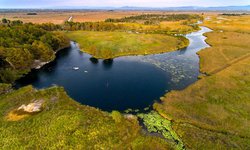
73,67,79,70
84,70,88,73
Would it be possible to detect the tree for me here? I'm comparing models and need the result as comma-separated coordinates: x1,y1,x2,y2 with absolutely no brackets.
1,18,8,24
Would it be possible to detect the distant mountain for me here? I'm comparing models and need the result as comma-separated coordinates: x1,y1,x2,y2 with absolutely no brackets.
0,5,249,11
118,6,250,11
51,5,250,11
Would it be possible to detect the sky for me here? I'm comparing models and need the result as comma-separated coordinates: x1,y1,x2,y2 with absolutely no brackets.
1,0,250,8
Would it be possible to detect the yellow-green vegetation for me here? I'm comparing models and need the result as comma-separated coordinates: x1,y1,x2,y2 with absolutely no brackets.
199,15,250,75
0,85,173,149
138,111,185,150
105,14,202,23
0,83,11,95
112,20,198,34
64,18,200,35
159,20,196,33
66,31,189,59
63,14,201,59
0,19,70,83
203,15,250,33
104,14,201,34
154,15,250,149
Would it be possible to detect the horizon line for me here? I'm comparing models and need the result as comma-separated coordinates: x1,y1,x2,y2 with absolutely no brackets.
0,5,250,9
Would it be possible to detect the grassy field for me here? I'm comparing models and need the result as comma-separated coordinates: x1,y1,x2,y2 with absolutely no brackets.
113,20,199,34
0,85,173,149
0,11,141,24
203,15,250,33
199,15,250,75
154,15,250,149
0,10,204,24
160,20,196,33
66,31,189,59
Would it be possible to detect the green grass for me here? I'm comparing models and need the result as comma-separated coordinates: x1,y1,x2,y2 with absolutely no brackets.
199,15,250,75
66,31,189,59
198,31,250,75
138,111,185,150
154,15,250,149
0,86,173,149
0,83,11,95
154,56,250,148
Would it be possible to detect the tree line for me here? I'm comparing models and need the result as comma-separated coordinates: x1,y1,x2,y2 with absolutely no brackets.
105,14,203,25
37,20,198,35
34,14,202,34
0,19,70,83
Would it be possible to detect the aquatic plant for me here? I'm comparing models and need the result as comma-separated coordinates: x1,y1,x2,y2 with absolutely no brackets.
154,15,250,149
138,111,185,150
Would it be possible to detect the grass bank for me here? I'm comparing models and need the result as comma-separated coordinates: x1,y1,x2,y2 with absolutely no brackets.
199,15,250,75
0,85,173,149
154,15,250,149
66,31,189,59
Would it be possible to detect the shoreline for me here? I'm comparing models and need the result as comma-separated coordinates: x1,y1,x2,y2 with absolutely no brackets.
74,36,190,60
31,44,71,70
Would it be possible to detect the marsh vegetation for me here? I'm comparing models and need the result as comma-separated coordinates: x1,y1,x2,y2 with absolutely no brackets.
0,85,173,149
66,31,188,59
63,14,200,59
154,14,250,149
105,14,202,25
1,11,249,149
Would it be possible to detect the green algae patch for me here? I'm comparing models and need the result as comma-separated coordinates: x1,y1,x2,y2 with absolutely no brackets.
138,111,185,150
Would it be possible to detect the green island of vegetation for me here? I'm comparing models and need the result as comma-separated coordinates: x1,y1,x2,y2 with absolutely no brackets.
66,31,188,59
63,14,202,59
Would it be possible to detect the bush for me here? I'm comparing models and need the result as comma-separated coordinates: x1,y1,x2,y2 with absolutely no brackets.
111,111,122,123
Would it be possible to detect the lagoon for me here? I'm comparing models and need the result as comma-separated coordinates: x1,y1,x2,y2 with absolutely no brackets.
15,27,211,111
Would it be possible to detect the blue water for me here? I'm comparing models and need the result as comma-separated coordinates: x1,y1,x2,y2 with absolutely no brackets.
15,27,211,111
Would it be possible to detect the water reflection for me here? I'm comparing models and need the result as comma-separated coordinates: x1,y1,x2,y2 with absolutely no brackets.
102,59,113,69
89,57,99,64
